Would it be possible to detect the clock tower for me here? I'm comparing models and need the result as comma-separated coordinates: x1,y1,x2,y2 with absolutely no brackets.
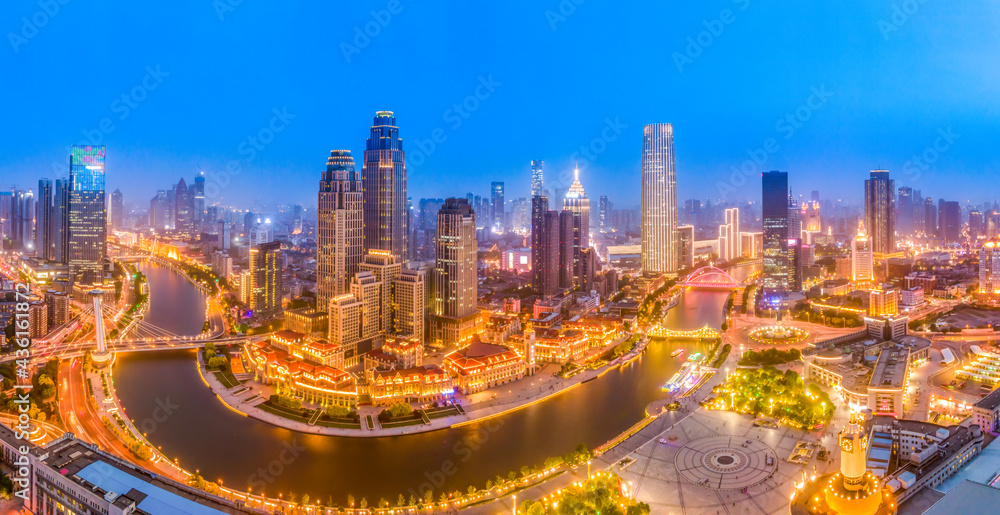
824,409,884,515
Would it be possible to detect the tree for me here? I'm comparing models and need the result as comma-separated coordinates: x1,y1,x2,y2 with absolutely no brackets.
388,402,413,418
359,498,367,509
300,494,309,506
397,494,405,506
346,494,355,507
325,405,350,418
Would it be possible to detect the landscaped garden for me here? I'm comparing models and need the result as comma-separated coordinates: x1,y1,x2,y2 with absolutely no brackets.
737,348,801,367
516,471,651,515
711,367,835,430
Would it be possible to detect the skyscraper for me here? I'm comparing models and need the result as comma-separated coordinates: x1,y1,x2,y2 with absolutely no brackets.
762,170,790,295
924,197,937,237
939,201,960,243
980,242,999,295
491,181,505,232
599,196,611,233
109,188,124,231
392,268,425,342
318,150,364,312
530,160,544,197
358,250,402,335
249,240,282,315
531,195,554,295
897,186,913,235
430,198,478,345
68,145,107,284
362,111,407,260
852,220,874,283
193,172,205,231
641,123,678,274
719,207,740,261
35,179,52,259
563,168,591,289
864,170,895,255
174,178,194,238
52,179,68,263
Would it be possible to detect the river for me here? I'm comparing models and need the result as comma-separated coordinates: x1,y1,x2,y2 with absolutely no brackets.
114,263,751,502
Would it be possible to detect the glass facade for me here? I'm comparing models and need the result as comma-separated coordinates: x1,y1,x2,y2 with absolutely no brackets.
68,145,107,284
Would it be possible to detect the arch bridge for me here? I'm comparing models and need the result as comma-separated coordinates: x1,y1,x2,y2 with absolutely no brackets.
680,266,744,289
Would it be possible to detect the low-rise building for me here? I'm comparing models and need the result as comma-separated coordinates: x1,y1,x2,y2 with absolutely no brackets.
369,365,454,407
900,286,924,310
972,387,1000,432
534,328,589,364
443,340,526,394
382,336,423,369
283,307,328,336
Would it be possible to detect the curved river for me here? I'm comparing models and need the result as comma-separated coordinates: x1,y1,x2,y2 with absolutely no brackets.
115,263,752,501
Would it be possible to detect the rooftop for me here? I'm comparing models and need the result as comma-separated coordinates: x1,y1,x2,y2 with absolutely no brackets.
869,346,909,390
974,386,1000,411
922,480,1000,515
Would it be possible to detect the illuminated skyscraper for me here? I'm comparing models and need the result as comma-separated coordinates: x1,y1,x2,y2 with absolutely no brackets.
491,181,505,232
318,150,363,312
362,111,407,260
35,179,52,259
762,170,790,295
249,240,282,315
719,207,740,261
430,198,478,345
563,167,591,288
109,188,124,231
641,123,678,274
530,160,544,197
358,250,402,335
68,145,107,284
193,173,205,231
852,220,874,284
52,179,69,263
173,178,193,237
599,195,611,233
864,170,895,255
980,242,999,295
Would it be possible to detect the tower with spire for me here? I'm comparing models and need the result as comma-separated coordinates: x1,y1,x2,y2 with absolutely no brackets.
563,164,592,290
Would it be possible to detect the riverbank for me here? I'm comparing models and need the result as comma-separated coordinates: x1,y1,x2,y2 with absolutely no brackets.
199,334,652,437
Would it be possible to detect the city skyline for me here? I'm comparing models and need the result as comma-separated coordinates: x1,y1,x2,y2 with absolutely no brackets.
4,3,1000,207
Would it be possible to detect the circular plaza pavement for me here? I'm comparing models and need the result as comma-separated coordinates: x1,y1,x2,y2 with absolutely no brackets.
674,435,777,490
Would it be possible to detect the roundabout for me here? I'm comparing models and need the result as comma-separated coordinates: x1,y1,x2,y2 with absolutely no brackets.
674,435,777,490
748,323,809,345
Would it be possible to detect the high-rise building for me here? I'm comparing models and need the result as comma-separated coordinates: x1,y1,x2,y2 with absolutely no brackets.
430,198,478,345
980,242,1000,295
869,284,899,317
249,240,282,315
924,197,937,237
351,271,382,345
897,186,914,235
35,179,52,260
68,145,107,284
217,221,231,251
864,170,895,255
52,179,68,263
193,173,205,231
531,195,554,295
719,207,740,261
392,268,425,342
362,111,407,260
13,189,34,248
318,149,364,312
173,178,194,238
559,210,575,289
939,200,960,243
530,160,544,197
109,188,124,231
599,196,611,233
358,250,402,335
641,123,678,274
149,190,168,232
970,210,983,241
291,204,303,235
491,181,505,232
762,170,790,295
563,168,590,288
678,225,694,269
852,221,874,284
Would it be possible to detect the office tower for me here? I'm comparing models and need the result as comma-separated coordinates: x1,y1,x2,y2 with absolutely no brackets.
0,192,11,239
318,149,364,311
68,145,107,284
924,197,937,237
683,199,702,227
852,220,874,283
149,191,167,232
563,168,590,288
35,179,52,259
558,210,575,289
351,271,382,343
940,201,960,243
541,210,562,295
491,181,505,232
392,268,425,342
292,204,302,235
810,190,820,203
719,207,740,261
109,188,123,231
869,284,899,317
641,123,678,274
788,195,801,242
801,201,821,233
243,211,254,235
217,221,231,251
762,170,790,295
173,178,194,238
52,179,68,263
531,195,551,295
249,218,273,247
864,170,895,255
13,189,33,246
359,250,402,335
980,242,999,295
970,210,983,241
328,292,362,356
897,186,914,235
788,237,802,292
530,160,544,197
430,198,478,345
165,187,175,230
678,225,694,269
511,197,529,234
599,196,611,233
362,111,407,260
249,240,282,315
193,173,205,230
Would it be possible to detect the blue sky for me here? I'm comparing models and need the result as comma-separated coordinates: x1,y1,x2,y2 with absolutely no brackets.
3,1,999,210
